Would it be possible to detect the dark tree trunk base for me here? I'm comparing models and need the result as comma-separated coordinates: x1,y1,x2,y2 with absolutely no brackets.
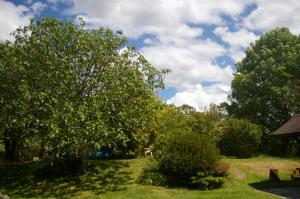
4,137,20,162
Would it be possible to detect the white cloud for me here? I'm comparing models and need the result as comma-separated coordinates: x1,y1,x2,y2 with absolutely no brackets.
70,0,237,93
214,26,258,49
244,0,300,34
0,0,33,41
167,83,230,111
3,0,299,110
141,39,233,89
214,26,258,62
69,0,251,38
68,0,241,106
31,2,47,14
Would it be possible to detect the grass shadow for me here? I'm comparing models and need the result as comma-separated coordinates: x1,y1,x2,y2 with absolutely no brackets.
0,159,133,198
249,179,300,189
249,179,300,199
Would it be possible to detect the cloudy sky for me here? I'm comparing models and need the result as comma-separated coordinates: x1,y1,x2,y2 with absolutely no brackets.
1,0,300,110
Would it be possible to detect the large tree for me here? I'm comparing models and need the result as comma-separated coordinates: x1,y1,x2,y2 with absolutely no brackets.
0,18,167,161
225,28,300,133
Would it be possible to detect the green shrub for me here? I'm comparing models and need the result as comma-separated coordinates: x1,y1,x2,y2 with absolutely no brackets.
138,170,168,186
219,118,262,158
191,173,224,190
155,132,220,184
139,171,168,186
187,111,222,142
138,160,168,186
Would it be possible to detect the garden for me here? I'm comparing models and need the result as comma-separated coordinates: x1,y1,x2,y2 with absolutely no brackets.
1,18,300,198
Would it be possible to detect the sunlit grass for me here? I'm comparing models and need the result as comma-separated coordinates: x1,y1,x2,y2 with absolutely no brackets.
0,156,299,198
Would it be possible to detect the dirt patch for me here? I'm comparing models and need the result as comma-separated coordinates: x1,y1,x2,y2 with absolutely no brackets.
231,169,246,180
242,160,300,176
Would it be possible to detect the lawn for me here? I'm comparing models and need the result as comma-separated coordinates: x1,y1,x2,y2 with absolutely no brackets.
1,156,300,199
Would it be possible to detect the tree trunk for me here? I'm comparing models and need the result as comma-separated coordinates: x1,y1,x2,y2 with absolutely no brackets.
39,140,47,158
4,136,20,162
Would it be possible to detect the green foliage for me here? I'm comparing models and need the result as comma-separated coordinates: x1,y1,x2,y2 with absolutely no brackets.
156,106,191,135
187,110,223,142
138,170,168,186
295,80,300,111
191,174,224,190
0,17,167,160
138,160,168,186
219,118,262,158
139,163,226,190
151,106,191,159
156,132,220,180
176,104,196,115
225,28,300,133
139,146,225,189
148,106,224,188
152,104,223,159
18,143,41,162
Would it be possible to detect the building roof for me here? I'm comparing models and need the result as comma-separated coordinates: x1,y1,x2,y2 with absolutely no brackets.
273,114,300,136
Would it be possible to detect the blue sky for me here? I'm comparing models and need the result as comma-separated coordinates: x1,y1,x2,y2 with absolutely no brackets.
1,0,300,110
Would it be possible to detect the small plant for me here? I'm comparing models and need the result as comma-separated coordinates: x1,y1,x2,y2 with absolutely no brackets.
191,173,224,190
138,160,168,186
215,161,230,177
138,170,168,186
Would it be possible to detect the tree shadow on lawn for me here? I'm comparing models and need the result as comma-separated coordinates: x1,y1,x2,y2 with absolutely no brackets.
249,180,300,199
0,160,133,198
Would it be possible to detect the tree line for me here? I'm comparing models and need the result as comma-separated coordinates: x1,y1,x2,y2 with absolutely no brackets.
1,18,300,163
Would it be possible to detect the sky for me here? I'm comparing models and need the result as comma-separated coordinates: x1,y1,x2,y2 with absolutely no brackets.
1,0,300,111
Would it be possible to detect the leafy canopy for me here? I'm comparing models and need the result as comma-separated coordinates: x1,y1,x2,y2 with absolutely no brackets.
0,17,167,159
224,28,300,132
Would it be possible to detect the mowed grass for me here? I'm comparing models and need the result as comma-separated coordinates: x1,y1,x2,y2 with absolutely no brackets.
1,156,300,199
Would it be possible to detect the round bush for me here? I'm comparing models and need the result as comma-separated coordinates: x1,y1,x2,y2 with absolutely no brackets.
156,132,220,180
219,118,262,158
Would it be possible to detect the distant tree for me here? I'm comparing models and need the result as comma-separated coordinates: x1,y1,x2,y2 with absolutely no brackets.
177,104,196,115
0,18,167,161
187,110,222,142
218,118,262,158
225,28,300,132
152,106,191,158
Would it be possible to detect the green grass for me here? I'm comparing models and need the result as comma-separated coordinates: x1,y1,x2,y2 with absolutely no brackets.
1,156,300,198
